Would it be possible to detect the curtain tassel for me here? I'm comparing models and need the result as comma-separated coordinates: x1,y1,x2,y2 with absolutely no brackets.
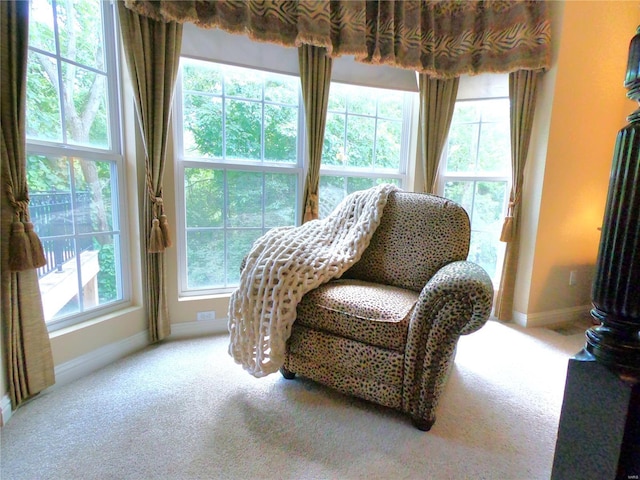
303,193,319,223
148,218,165,253
500,215,514,243
24,221,47,268
159,214,172,248
8,220,33,271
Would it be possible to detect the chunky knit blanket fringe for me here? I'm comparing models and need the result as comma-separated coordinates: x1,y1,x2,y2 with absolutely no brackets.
228,183,398,377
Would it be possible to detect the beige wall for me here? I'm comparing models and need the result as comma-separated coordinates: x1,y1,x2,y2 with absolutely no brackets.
515,1,639,324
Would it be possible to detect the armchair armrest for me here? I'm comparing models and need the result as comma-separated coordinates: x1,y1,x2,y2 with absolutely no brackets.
402,260,494,429
415,260,494,336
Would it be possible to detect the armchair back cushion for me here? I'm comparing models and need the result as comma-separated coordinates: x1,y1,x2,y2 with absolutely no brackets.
344,192,471,292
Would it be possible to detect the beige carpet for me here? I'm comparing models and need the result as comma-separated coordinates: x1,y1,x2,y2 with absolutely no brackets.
0,320,588,480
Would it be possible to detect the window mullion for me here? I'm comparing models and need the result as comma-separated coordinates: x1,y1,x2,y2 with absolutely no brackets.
67,157,86,313
372,100,379,169
50,0,68,145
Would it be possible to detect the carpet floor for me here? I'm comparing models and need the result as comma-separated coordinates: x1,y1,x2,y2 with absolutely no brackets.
0,319,588,480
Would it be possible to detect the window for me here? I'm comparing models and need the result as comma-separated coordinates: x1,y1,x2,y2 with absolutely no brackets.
438,98,511,286
175,59,302,294
319,83,413,216
26,0,128,330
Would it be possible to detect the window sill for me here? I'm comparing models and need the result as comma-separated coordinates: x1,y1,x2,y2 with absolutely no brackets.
178,292,232,303
49,305,143,339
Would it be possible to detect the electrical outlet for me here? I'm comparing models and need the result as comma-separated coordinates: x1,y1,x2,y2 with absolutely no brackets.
196,310,216,322
569,270,578,286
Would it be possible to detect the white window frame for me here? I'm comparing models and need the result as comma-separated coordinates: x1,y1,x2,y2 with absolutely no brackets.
436,95,512,288
174,58,306,297
318,82,415,215
25,0,131,331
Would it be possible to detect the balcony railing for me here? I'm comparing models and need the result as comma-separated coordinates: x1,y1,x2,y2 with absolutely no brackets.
29,191,93,278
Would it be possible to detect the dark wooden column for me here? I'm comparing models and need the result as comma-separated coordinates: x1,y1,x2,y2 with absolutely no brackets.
552,27,640,480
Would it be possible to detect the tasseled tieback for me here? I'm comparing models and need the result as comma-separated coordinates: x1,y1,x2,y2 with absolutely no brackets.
500,201,516,243
148,196,172,253
8,211,47,271
303,192,319,223
6,194,47,271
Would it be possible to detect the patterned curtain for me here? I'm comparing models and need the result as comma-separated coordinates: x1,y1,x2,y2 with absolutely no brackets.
299,45,332,223
495,69,542,321
418,74,459,194
122,0,551,78
117,3,183,342
1,0,55,409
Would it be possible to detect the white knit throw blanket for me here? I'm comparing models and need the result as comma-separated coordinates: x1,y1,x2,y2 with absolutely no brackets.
228,183,398,377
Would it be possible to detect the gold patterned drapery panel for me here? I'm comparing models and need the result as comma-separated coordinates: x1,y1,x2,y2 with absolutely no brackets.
123,0,551,78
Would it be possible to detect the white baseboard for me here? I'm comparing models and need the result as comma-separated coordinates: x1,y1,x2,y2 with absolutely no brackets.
1,394,12,426
513,305,592,328
53,330,150,389
170,317,228,338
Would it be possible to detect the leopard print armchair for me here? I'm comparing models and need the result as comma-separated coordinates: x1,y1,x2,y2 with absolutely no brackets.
281,191,494,431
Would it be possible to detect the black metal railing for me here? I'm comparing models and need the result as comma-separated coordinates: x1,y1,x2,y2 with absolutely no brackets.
29,191,94,278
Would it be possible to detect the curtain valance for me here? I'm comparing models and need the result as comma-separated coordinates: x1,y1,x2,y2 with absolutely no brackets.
123,0,551,78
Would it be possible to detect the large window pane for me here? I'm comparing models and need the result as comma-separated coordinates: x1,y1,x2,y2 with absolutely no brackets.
440,93,511,288
445,123,478,174
319,175,346,218
227,171,263,228
187,230,225,289
39,237,80,320
319,175,401,219
478,122,510,173
185,168,224,228
226,99,261,160
344,85,375,116
472,181,508,231
319,82,412,217
29,0,56,53
27,52,62,142
322,112,346,167
224,65,262,99
451,102,480,123
346,116,375,168
443,181,474,213
264,76,298,104
180,58,300,165
183,93,222,158
27,154,123,323
183,60,222,93
468,231,502,283
178,60,303,292
226,229,263,285
265,104,297,163
56,0,105,70
375,119,402,170
61,61,109,148
378,91,404,119
74,159,115,233
265,173,297,227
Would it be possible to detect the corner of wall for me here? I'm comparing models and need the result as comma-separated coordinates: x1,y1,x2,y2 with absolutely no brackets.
512,0,565,316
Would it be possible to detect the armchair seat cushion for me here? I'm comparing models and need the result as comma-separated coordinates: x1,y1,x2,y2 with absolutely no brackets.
296,279,418,352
